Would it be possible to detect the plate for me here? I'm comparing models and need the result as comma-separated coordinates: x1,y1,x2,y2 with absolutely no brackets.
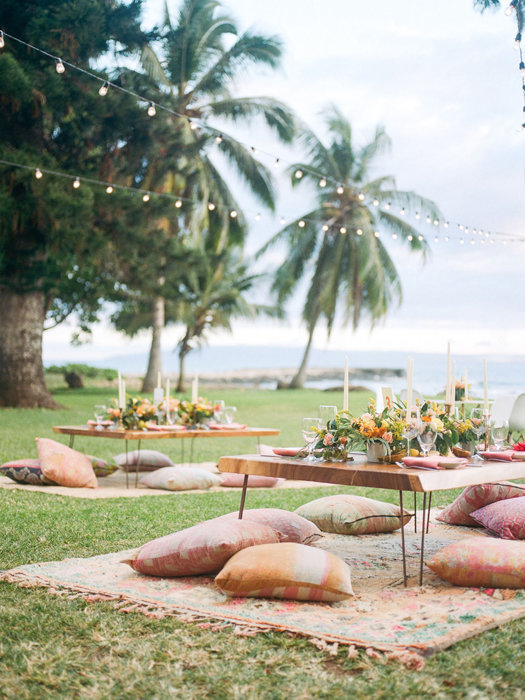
438,461,464,469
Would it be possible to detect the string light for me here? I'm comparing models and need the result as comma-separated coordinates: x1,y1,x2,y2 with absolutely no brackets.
55,58,65,74
298,220,306,228
255,213,261,221
516,32,522,50
230,210,238,218
340,226,347,234
175,199,182,208
322,224,329,232
358,192,365,201
142,193,150,202
400,207,405,215
147,102,156,117
384,203,391,210
105,185,113,194
214,134,223,144
418,234,424,241
72,177,80,188
0,31,4,49
433,219,439,226
319,177,327,188
251,146,258,155
337,185,344,194
98,81,109,96
392,233,398,240
273,158,280,169
373,199,379,206
407,234,413,241
356,228,363,236
374,231,380,238
295,169,303,179
208,202,215,211
188,119,197,130
434,236,439,243
426,215,431,224
444,221,449,228
279,216,286,225
35,168,43,179
415,212,420,219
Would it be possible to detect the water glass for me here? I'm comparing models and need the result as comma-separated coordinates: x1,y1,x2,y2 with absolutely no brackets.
302,417,322,461
491,418,509,451
319,405,337,430
470,408,487,460
213,399,226,423
94,404,106,430
402,408,421,455
223,406,237,424
417,421,437,458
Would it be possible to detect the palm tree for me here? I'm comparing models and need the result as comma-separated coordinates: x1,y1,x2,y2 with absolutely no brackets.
127,0,295,390
260,106,440,389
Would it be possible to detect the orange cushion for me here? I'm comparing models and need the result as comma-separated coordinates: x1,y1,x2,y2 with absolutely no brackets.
123,518,279,576
426,537,525,588
215,542,354,601
36,438,97,488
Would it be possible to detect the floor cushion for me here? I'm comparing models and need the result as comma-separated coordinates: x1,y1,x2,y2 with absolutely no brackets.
114,449,174,472
36,438,98,488
88,456,118,478
470,496,525,540
215,542,354,601
426,537,525,588
218,473,283,488
139,466,221,491
436,482,525,527
219,508,322,543
0,459,56,485
123,518,279,576
295,494,411,535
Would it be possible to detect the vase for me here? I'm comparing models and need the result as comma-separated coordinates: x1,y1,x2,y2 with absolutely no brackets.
366,442,388,463
452,442,474,458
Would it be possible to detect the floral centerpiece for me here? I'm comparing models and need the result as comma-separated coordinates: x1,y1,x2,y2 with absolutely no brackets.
177,398,216,428
108,397,157,430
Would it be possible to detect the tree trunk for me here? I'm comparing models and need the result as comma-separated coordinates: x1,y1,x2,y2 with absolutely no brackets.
141,296,165,393
176,348,187,393
0,287,60,408
288,324,316,389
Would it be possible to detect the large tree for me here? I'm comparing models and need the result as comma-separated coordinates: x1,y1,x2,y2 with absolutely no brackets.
0,0,147,406
111,0,295,391
260,107,440,388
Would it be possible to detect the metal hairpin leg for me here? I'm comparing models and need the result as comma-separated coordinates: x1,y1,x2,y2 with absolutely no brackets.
419,492,428,585
135,439,141,488
414,493,417,533
238,475,249,519
399,490,407,587
426,492,432,534
69,435,75,449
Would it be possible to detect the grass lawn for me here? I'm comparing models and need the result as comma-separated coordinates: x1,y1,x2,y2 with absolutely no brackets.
1,387,524,699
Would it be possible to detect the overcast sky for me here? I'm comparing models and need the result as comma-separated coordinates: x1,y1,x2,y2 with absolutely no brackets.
44,0,525,363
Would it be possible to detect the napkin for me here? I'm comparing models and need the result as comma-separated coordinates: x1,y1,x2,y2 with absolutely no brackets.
479,450,525,461
87,419,113,427
401,456,468,470
272,447,303,457
209,422,247,430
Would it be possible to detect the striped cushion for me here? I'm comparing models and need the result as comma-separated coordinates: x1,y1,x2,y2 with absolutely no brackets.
219,508,322,543
295,495,411,535
427,537,525,588
436,482,525,527
470,496,525,540
123,518,279,576
215,542,354,601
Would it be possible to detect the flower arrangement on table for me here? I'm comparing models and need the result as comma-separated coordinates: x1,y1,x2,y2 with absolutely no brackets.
417,401,481,456
107,397,157,430
177,398,216,428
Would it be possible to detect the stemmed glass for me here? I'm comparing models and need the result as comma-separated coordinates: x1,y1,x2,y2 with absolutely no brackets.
302,417,322,462
470,408,487,461
417,420,437,458
93,404,107,431
223,406,237,425
214,400,225,423
319,405,337,430
490,418,509,451
402,408,421,457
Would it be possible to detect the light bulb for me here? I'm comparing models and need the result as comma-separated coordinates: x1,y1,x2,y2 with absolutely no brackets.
373,199,379,207
392,233,398,240
147,102,156,117
142,193,150,202
230,210,238,218
99,81,109,96
322,224,329,232
208,202,216,211
339,226,347,234
415,212,420,219
251,146,258,155
433,219,439,226
374,231,380,238
255,213,261,221
56,58,65,74
444,221,449,228
472,228,477,235
384,202,391,210
515,33,522,50
505,1,516,15
445,236,449,242
279,217,286,225
35,168,43,179
356,228,363,236
460,238,464,245
215,134,223,144
337,185,344,194
189,119,197,130
520,61,525,77
490,239,495,244
418,234,424,241
358,192,365,201
434,236,439,243
471,239,475,245
298,220,306,228
0,31,4,49
408,234,413,241
175,199,182,208
426,216,431,224
106,185,113,194
400,207,405,215
459,224,464,231
465,226,469,234
72,177,80,189
319,177,327,188
274,159,280,169
295,169,303,179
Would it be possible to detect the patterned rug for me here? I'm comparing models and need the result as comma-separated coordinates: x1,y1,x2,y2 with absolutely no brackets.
3,513,525,664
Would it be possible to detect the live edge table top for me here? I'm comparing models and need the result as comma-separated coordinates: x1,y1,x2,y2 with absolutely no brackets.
217,453,525,493
53,426,280,441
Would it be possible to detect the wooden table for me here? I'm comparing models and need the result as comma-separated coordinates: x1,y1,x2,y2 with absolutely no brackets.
218,453,525,586
53,425,280,487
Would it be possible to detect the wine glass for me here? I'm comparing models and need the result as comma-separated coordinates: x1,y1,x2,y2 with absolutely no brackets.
470,408,487,461
302,417,322,461
417,420,437,458
93,404,106,431
402,408,421,457
223,406,237,425
490,418,509,451
214,399,225,423
319,405,337,430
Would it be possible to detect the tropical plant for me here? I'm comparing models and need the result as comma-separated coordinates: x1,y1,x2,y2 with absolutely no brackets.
113,0,296,391
260,106,440,388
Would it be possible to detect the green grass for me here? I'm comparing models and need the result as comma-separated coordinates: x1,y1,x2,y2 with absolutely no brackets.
1,388,525,699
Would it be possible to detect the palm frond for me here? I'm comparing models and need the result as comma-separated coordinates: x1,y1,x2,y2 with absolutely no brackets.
206,97,296,143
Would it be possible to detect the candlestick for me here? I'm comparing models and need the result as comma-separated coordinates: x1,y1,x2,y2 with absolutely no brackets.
464,368,468,401
343,356,349,411
191,373,199,403
451,360,456,412
406,357,413,417
118,372,124,409
121,379,126,410
156,371,162,389
445,342,451,404
166,378,170,423
483,359,489,410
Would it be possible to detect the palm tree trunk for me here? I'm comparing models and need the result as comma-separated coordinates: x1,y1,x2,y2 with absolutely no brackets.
288,324,316,389
141,296,165,393
176,348,186,393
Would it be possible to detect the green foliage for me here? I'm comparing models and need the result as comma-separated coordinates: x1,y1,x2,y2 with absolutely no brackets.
45,364,117,381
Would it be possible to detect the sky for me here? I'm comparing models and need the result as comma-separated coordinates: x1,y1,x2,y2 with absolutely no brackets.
43,0,525,367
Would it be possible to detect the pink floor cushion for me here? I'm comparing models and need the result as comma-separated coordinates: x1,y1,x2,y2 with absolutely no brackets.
436,482,525,527
139,467,221,491
114,449,174,472
88,456,118,478
219,508,322,544
123,518,279,576
0,459,56,485
294,494,411,535
215,542,354,601
36,438,98,488
426,537,525,588
469,496,525,540
218,473,283,488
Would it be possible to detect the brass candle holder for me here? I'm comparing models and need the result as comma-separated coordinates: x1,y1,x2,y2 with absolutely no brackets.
483,410,491,450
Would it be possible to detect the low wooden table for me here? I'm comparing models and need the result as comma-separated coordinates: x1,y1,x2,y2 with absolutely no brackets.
218,453,525,586
53,425,280,487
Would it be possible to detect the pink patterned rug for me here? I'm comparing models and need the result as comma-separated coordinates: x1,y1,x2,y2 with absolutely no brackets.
3,514,525,664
